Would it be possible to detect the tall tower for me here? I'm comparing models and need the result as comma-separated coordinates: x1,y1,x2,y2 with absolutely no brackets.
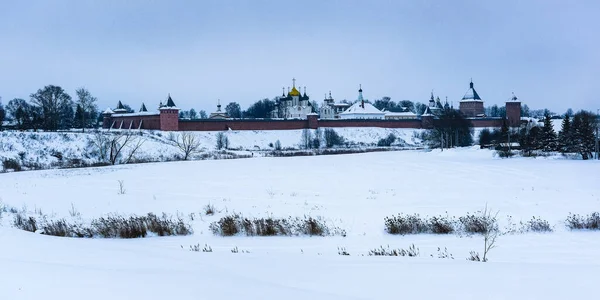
358,84,364,108
458,80,485,117
159,94,180,131
505,92,522,127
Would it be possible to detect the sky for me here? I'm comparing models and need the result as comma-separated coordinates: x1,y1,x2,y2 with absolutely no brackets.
1,0,599,114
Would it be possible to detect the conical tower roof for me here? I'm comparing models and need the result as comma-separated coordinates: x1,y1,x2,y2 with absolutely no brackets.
165,94,176,107
114,100,127,113
461,80,482,101
139,103,148,112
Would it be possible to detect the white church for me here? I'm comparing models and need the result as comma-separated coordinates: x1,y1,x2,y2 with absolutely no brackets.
338,85,386,119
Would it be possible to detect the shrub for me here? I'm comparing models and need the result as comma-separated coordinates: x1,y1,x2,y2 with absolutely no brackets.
42,219,95,238
434,247,454,259
203,203,215,216
13,213,194,239
566,212,600,230
521,216,553,232
384,213,428,235
189,243,213,252
467,251,481,262
209,214,345,237
13,213,37,232
324,129,345,148
337,247,350,256
3,158,21,172
368,244,419,257
428,215,456,234
459,211,498,234
377,133,397,147
212,215,240,236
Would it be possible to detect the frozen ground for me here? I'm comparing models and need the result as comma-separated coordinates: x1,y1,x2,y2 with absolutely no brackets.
1,147,599,299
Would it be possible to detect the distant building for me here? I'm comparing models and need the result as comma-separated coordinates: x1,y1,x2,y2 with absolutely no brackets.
459,80,485,117
319,91,351,119
272,78,312,119
384,110,418,120
209,100,228,119
339,85,386,120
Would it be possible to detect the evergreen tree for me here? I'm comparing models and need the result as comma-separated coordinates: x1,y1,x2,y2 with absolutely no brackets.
225,102,242,118
0,99,5,129
189,108,198,119
429,108,473,148
199,110,207,119
558,115,572,153
398,100,415,113
243,98,275,119
500,119,510,144
74,104,85,128
478,129,492,148
571,111,597,159
518,123,542,156
541,114,557,151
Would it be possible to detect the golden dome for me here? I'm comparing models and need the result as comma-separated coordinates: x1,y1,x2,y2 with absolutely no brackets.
289,86,301,96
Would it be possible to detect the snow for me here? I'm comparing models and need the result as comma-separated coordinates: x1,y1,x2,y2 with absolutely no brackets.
0,129,424,169
1,148,599,299
384,111,418,118
339,102,385,119
110,111,160,117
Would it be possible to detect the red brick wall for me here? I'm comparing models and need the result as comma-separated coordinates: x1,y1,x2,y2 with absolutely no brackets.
105,115,161,130
318,119,424,128
179,119,308,131
160,109,179,131
104,116,511,131
468,118,505,128
308,115,318,129
506,102,521,127
459,101,485,117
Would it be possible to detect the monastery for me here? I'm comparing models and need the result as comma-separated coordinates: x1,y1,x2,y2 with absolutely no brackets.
102,79,523,131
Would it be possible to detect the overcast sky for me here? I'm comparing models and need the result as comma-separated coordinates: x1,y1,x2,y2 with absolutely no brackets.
1,0,598,114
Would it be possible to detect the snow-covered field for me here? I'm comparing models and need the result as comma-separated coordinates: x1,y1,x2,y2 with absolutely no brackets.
1,148,599,299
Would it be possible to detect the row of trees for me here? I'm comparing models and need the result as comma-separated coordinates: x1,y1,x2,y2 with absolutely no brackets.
422,107,474,149
1,85,98,132
479,110,598,160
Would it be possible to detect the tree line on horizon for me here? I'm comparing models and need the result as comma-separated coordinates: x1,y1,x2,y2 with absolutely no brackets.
478,111,598,160
0,85,99,132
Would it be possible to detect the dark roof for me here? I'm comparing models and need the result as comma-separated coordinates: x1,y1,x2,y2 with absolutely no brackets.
116,101,125,110
140,103,148,112
462,81,482,100
165,95,176,107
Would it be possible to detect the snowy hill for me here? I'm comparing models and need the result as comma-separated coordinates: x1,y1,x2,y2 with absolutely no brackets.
0,128,424,171
1,149,599,299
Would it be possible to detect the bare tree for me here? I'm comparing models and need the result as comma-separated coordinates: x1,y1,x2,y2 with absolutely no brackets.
123,135,145,164
109,131,140,165
176,132,202,160
300,128,312,149
481,204,499,262
91,131,141,165
117,180,126,194
216,132,229,150
91,131,110,162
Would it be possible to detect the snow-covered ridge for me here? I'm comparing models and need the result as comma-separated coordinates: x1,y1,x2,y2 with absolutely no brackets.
0,128,424,171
